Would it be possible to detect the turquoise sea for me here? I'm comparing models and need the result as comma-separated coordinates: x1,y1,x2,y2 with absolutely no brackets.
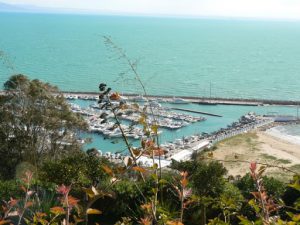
1,13,300,100
0,12,299,152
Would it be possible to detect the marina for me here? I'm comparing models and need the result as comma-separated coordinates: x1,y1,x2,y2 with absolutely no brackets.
89,112,275,167
65,93,298,167
2,89,297,166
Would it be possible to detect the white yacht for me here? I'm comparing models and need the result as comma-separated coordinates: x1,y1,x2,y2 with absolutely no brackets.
172,97,189,104
132,95,147,102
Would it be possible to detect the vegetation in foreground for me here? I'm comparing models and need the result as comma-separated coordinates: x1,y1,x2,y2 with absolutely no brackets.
0,75,300,225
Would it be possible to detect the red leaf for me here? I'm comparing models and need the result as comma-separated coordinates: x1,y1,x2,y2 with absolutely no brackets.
56,185,71,195
50,206,65,214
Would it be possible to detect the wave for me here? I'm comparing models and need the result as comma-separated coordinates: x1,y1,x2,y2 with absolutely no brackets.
266,125,300,145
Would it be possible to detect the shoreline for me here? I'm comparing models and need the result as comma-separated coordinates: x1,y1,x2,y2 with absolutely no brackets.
208,123,300,180
266,124,300,146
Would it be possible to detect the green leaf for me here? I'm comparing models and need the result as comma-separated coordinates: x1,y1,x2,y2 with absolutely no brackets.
151,125,158,134
152,163,158,170
289,182,300,192
86,208,102,215
159,179,168,185
237,216,253,225
248,199,260,213
151,173,158,180
152,188,158,194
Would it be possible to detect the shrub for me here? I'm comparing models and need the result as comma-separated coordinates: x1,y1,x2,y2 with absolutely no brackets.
39,151,110,188
234,173,285,200
0,179,22,200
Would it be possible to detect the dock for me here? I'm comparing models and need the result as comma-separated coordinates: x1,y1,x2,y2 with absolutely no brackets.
171,107,222,117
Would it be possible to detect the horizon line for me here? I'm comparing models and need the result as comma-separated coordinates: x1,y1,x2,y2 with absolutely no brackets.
2,10,300,22
1,1,300,22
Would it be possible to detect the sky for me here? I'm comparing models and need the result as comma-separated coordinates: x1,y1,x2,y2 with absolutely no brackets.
2,0,300,20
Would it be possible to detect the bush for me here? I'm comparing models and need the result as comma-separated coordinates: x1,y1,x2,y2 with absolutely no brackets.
170,160,227,197
234,173,285,199
0,179,22,200
39,151,110,188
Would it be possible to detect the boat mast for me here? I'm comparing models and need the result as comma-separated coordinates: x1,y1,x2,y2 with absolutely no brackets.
209,82,212,102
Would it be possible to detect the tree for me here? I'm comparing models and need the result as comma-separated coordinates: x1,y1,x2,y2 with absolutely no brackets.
234,173,285,200
170,160,227,225
171,160,227,197
0,74,87,179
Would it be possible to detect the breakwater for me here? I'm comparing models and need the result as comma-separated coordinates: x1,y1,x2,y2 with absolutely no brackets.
1,90,300,106
171,107,222,117
62,91,300,106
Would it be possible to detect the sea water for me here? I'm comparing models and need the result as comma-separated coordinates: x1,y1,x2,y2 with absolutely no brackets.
267,125,300,145
1,13,300,100
1,12,300,152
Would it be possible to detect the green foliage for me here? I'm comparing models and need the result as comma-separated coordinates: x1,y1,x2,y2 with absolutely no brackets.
0,179,22,200
0,75,87,180
235,173,285,200
171,160,227,197
208,217,230,225
39,151,109,187
91,179,146,223
217,182,244,223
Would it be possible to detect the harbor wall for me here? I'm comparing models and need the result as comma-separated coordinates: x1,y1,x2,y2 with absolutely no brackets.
1,90,300,106
60,91,300,106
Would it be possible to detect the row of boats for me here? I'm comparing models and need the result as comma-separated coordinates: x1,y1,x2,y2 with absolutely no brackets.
69,99,205,139
88,113,273,164
64,94,191,104
207,113,273,143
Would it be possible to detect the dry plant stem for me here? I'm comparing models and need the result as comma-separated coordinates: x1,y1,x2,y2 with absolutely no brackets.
180,187,184,223
17,181,30,225
48,214,60,225
104,36,163,220
65,192,70,225
109,101,145,182
104,36,162,178
133,181,147,202
150,149,159,222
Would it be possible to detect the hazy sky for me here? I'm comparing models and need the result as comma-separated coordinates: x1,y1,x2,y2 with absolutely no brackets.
3,0,300,19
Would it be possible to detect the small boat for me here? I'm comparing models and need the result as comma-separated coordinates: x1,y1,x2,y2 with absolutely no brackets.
172,97,189,104
132,95,147,102
145,101,161,108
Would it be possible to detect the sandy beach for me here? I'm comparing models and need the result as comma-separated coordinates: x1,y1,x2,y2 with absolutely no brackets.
204,128,300,181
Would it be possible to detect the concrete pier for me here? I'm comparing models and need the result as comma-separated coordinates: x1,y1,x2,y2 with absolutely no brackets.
171,107,222,117
1,90,300,107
